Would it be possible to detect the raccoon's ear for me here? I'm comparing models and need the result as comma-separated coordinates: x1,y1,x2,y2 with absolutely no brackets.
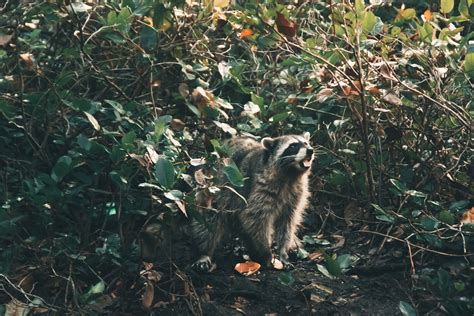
261,137,275,150
303,132,311,141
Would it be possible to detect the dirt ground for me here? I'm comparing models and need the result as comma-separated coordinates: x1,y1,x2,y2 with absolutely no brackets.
147,241,413,316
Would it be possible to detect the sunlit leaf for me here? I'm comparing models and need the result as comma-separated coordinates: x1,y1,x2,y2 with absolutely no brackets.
223,164,244,187
464,53,474,79
399,301,416,316
362,12,377,33
84,112,100,131
441,0,455,14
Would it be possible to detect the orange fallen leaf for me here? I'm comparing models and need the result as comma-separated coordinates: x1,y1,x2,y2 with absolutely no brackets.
240,29,253,39
461,207,474,225
234,261,261,276
422,10,432,22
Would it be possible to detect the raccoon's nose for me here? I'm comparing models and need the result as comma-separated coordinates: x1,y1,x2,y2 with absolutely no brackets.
307,147,314,156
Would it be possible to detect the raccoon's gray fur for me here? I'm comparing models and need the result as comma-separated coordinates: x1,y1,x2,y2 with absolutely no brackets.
191,132,314,272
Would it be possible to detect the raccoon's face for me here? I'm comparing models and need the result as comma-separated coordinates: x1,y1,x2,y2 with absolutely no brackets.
261,132,314,173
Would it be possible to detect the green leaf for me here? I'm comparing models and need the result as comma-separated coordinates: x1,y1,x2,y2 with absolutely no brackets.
296,247,309,259
121,131,136,146
269,111,290,123
164,190,183,201
154,115,172,141
399,301,417,316
77,134,92,151
417,216,439,231
449,200,470,212
140,25,157,50
441,0,455,14
83,280,106,302
464,53,474,79
251,93,265,113
278,272,295,286
109,171,128,187
316,264,334,279
355,0,365,15
362,12,377,33
389,179,408,194
223,164,244,187
336,254,352,270
437,210,455,225
400,8,416,20
154,158,175,189
372,204,396,223
51,155,72,182
322,250,342,277
458,0,473,18
0,100,15,118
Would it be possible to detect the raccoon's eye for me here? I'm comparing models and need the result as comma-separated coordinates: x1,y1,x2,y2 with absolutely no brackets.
282,142,301,156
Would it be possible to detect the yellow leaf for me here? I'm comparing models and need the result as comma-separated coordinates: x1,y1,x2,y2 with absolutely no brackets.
213,0,230,8
143,16,153,27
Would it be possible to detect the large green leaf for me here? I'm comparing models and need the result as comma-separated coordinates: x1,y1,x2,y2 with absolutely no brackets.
362,12,376,33
441,0,455,14
51,155,73,182
154,158,175,189
223,164,244,187
464,53,474,79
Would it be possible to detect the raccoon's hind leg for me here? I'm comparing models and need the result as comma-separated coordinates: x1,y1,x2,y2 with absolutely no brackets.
191,213,226,272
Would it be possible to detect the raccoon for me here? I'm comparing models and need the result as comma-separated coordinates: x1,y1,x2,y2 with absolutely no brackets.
191,132,314,272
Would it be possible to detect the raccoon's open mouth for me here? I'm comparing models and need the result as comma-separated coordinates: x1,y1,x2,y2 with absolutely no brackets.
300,158,312,169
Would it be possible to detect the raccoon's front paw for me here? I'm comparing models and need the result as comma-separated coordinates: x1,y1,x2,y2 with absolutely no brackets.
191,255,217,273
281,257,295,270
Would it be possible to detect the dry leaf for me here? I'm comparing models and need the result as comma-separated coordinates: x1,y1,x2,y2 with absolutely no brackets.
20,52,35,69
84,112,100,131
192,87,215,110
240,29,253,39
171,118,185,131
276,12,297,38
308,251,323,262
312,282,333,294
461,207,474,224
234,261,261,276
179,83,189,98
175,200,187,217
382,93,402,106
0,33,13,46
316,88,333,102
142,282,154,309
271,257,284,270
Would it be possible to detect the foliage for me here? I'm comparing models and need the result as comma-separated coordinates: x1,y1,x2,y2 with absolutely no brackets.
0,0,472,314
